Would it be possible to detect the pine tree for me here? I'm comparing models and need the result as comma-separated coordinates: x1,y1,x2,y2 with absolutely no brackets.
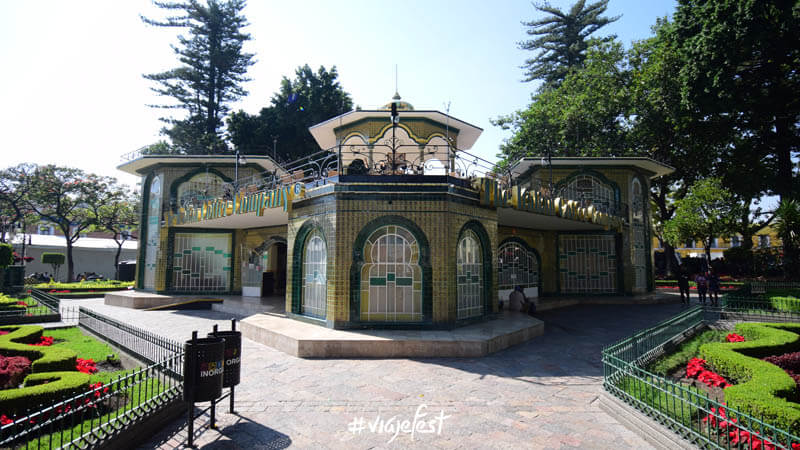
142,0,255,154
519,0,619,88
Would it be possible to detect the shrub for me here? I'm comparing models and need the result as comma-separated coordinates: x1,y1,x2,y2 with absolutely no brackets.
765,352,800,374
723,247,753,276
0,371,90,417
648,328,728,377
771,296,800,313
0,244,12,269
616,375,701,423
0,325,77,373
699,322,800,434
0,295,26,312
0,355,31,389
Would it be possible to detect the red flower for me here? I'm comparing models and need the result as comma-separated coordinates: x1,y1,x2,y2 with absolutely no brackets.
30,336,53,346
686,358,731,388
76,358,98,374
726,333,746,342
0,414,12,425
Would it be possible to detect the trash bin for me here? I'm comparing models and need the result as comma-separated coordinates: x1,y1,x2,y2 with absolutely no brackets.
183,336,225,402
208,330,241,387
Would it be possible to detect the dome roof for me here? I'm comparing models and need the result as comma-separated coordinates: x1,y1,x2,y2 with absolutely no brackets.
380,92,414,111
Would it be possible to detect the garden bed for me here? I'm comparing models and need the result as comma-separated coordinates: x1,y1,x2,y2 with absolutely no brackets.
644,323,800,440
29,281,134,299
0,324,163,448
0,295,59,325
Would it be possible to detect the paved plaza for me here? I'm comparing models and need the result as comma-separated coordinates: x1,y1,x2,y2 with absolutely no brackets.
69,298,686,449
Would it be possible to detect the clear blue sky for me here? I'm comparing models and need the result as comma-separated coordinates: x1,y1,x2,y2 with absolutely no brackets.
0,0,676,188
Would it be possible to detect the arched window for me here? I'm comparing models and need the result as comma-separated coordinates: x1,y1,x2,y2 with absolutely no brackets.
631,178,646,290
301,231,327,319
361,225,422,322
457,229,483,319
498,241,539,289
143,175,162,290
559,174,615,214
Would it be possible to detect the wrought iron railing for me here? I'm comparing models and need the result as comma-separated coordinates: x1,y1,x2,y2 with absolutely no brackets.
125,144,630,220
0,289,61,324
602,289,800,448
0,307,185,448
0,353,183,449
69,306,183,368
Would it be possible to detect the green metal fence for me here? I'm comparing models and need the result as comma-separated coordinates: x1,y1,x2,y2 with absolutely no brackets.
0,288,61,325
602,288,800,449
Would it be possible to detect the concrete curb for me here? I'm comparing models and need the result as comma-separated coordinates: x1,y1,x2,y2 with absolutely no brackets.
597,391,697,450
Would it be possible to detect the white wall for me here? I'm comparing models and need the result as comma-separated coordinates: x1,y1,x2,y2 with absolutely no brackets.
22,246,138,281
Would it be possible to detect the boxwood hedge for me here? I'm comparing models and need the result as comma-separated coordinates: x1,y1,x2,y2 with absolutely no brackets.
700,323,800,434
0,325,77,373
0,325,92,416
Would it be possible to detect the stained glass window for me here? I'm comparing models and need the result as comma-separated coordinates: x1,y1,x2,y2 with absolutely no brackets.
631,178,646,290
360,225,422,322
559,174,615,214
172,232,231,292
498,242,538,289
558,234,617,293
301,232,327,319
457,230,483,319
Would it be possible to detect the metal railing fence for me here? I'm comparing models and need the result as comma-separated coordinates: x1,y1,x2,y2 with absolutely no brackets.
62,306,184,371
602,287,800,448
0,306,186,448
0,353,183,449
0,289,61,324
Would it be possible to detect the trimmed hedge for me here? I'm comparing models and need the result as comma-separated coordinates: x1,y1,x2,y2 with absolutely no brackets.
0,325,77,373
0,325,92,417
0,295,25,313
700,323,800,434
0,371,89,417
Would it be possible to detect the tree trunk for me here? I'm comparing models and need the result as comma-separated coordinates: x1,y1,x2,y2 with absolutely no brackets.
775,116,793,202
66,240,74,283
664,243,677,278
114,238,123,281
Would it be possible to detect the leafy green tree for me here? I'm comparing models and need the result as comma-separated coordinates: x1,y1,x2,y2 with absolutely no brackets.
227,64,353,161
41,253,65,281
664,178,746,264
519,0,619,87
91,185,139,280
0,244,13,269
26,166,118,282
0,164,36,244
774,200,800,278
497,39,631,162
673,0,800,202
142,0,255,154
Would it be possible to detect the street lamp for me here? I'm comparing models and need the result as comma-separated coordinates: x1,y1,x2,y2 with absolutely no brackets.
234,150,247,193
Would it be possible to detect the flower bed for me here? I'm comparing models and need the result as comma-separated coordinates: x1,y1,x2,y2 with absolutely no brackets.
647,322,800,435
0,325,127,419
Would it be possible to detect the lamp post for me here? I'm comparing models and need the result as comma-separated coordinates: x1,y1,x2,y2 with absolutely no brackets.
234,150,247,193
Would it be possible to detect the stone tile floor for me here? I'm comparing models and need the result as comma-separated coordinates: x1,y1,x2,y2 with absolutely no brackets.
68,298,687,449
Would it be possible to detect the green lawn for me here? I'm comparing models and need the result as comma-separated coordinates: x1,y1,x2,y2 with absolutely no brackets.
647,328,728,377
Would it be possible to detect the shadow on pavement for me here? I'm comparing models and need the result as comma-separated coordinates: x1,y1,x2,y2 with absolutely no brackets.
415,302,687,381
141,412,292,449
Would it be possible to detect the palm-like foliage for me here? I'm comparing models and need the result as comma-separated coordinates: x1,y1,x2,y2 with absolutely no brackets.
519,0,619,87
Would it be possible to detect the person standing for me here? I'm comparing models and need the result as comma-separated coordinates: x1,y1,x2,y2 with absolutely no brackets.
695,272,708,305
708,270,721,307
678,270,691,306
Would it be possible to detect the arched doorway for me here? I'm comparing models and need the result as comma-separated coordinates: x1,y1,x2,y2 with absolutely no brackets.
240,237,287,297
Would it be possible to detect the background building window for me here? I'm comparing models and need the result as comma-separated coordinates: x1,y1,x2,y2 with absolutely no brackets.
731,236,741,247
759,235,770,248
38,224,54,235
301,231,327,319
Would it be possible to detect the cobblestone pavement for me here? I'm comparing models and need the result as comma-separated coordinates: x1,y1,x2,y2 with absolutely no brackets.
69,298,686,449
